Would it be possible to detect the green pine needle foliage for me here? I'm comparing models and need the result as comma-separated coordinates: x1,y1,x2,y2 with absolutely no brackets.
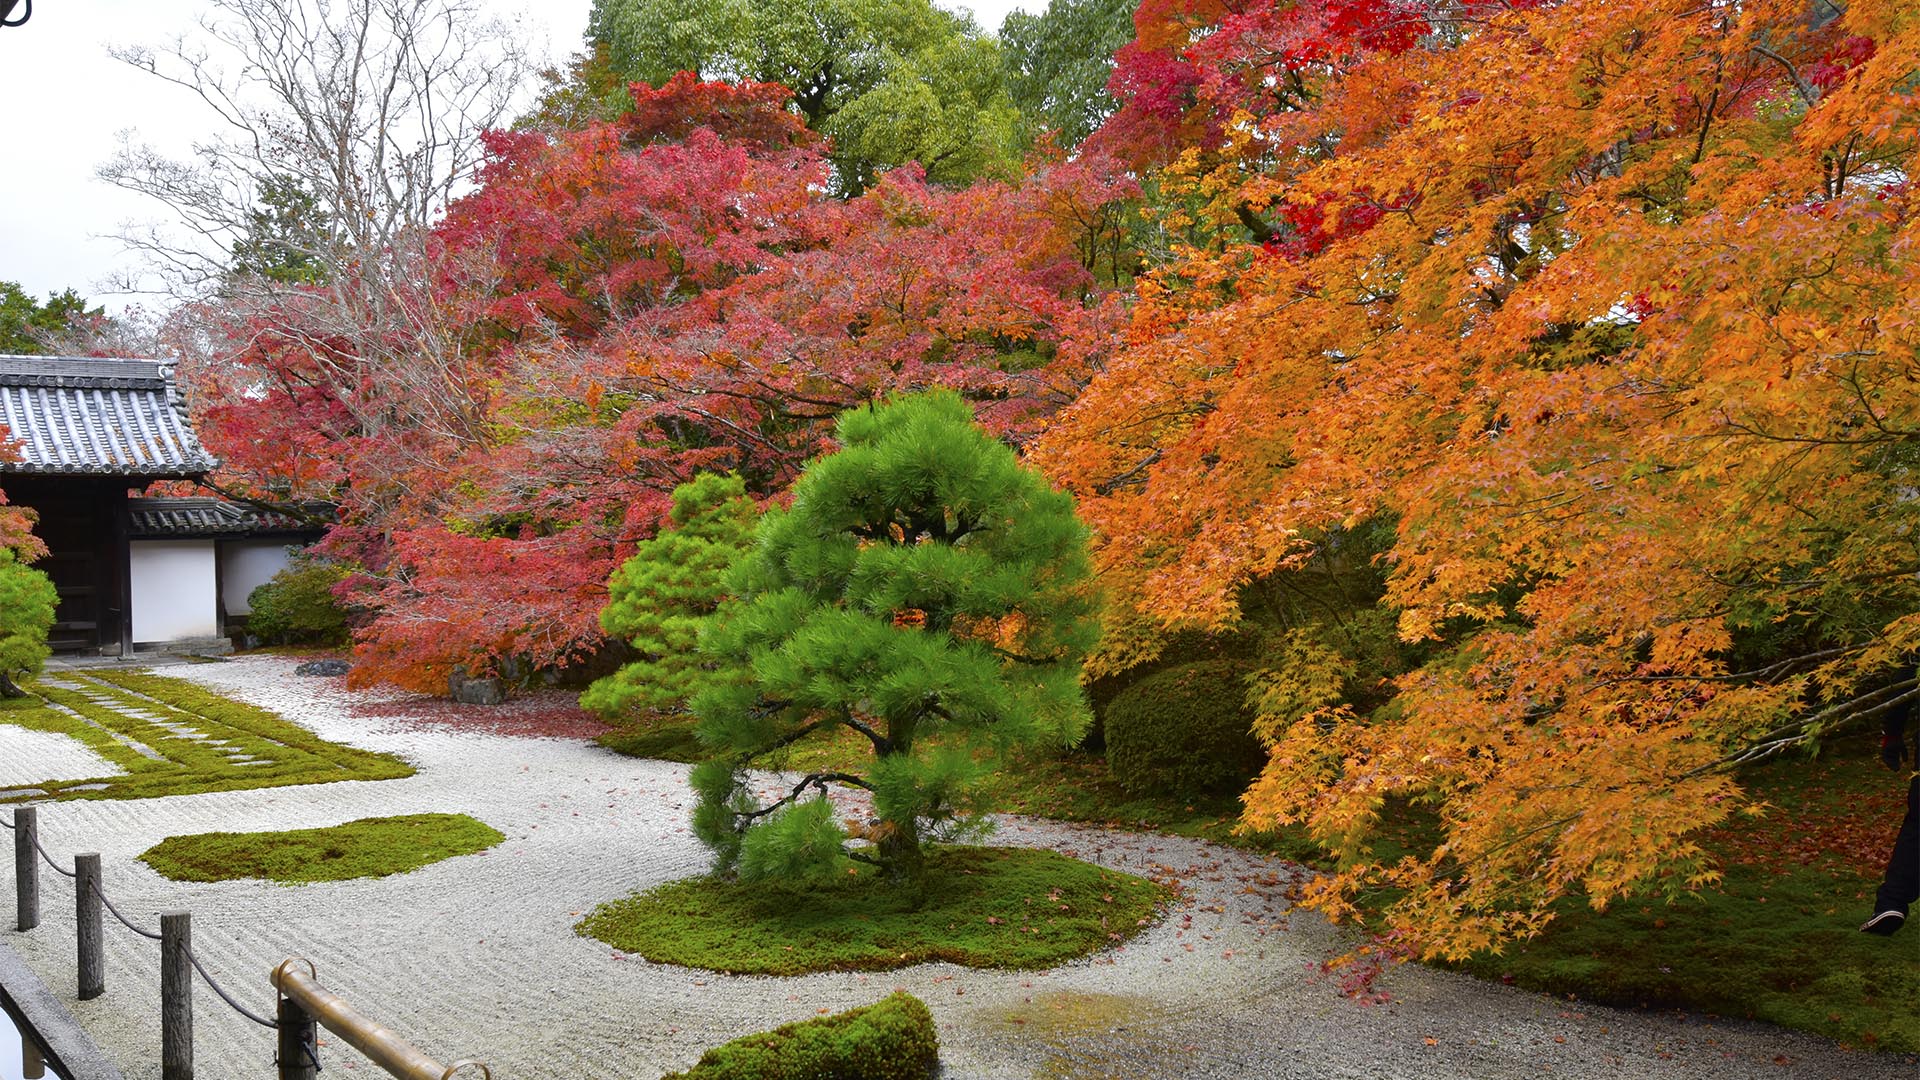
0,547,56,697
581,473,759,720
662,992,938,1080
690,390,1098,892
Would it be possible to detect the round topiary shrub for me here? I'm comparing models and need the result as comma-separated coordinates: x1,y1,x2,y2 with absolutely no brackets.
246,558,352,645
1103,659,1267,800
1081,626,1266,751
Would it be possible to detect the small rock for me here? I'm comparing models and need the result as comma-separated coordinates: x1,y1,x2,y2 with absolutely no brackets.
294,659,351,677
449,665,507,706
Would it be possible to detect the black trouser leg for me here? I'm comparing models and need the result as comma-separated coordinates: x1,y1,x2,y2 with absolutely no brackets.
1875,774,1920,915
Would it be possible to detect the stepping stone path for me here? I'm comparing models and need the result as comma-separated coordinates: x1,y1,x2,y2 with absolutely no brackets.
1,670,409,803
42,675,276,767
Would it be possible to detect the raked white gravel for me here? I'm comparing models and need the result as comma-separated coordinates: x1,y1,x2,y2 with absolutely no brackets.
0,726,123,789
3,656,1913,1080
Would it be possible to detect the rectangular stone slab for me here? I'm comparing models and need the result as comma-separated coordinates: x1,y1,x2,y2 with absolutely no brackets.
0,941,126,1080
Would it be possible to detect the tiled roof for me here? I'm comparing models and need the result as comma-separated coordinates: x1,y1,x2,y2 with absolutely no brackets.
127,497,324,539
0,355,219,477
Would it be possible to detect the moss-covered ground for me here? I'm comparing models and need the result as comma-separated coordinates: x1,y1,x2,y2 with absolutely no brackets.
139,813,504,884
596,716,1915,1050
1013,734,1917,1052
664,992,937,1080
0,670,412,802
578,845,1171,974
1453,734,1917,1052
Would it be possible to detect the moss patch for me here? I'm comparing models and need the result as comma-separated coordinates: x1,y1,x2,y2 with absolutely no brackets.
140,813,503,885
0,670,412,802
1453,733,1920,1053
595,715,706,762
992,732,1918,1052
665,992,937,1080
578,846,1171,974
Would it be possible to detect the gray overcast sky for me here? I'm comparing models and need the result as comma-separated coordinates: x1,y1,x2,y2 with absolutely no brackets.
0,0,1029,310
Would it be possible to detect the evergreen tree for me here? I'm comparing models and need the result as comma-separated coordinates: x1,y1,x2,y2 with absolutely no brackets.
580,473,759,719
689,390,1097,895
0,546,56,698
587,0,1021,194
0,282,102,355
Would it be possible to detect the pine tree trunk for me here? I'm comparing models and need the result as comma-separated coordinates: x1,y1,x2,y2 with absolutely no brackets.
878,712,927,906
0,671,21,698
878,819,927,907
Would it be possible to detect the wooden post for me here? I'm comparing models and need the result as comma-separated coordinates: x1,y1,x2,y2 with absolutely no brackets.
13,805,36,931
21,1032,44,1079
75,852,103,1000
112,490,134,658
161,911,193,1080
276,992,319,1080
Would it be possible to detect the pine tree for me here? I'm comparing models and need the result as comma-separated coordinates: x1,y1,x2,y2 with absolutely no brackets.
580,473,760,719
689,390,1097,895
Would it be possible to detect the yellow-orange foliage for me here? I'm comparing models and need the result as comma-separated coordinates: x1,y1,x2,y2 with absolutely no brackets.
1035,0,1920,957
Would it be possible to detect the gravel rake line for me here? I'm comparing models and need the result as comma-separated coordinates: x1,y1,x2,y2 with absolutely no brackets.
7,656,1915,1080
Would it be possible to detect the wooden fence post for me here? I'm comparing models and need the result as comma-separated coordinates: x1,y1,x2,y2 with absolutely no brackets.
12,805,35,931
277,992,319,1080
161,911,193,1080
75,852,103,1000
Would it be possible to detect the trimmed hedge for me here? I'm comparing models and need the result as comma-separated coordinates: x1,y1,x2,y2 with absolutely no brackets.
246,559,351,645
1081,626,1264,750
664,992,937,1080
1103,659,1267,800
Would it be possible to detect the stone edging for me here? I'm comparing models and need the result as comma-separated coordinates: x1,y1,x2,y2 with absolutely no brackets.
0,940,126,1080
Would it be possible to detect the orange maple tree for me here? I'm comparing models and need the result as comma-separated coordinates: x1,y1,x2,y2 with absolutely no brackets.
1035,0,1920,957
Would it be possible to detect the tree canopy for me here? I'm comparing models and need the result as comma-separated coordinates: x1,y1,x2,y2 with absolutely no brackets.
1000,0,1136,147
689,390,1097,891
0,489,53,699
0,282,101,354
588,0,1020,193
581,472,760,720
1034,0,1920,956
148,0,1920,961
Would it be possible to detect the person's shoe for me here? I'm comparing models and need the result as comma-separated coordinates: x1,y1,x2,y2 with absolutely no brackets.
1859,910,1905,936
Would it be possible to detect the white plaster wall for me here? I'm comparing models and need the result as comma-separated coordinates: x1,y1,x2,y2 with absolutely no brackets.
130,540,219,643
220,541,297,615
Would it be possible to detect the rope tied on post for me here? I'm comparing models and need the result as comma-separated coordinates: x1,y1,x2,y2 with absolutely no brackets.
89,877,164,940
29,823,76,878
187,947,280,1030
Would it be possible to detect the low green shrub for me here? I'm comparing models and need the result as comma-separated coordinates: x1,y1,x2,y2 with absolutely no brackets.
1081,627,1265,751
246,558,351,645
664,992,937,1080
1103,659,1266,800
0,547,55,697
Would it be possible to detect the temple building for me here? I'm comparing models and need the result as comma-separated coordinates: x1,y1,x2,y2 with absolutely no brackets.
0,355,318,654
